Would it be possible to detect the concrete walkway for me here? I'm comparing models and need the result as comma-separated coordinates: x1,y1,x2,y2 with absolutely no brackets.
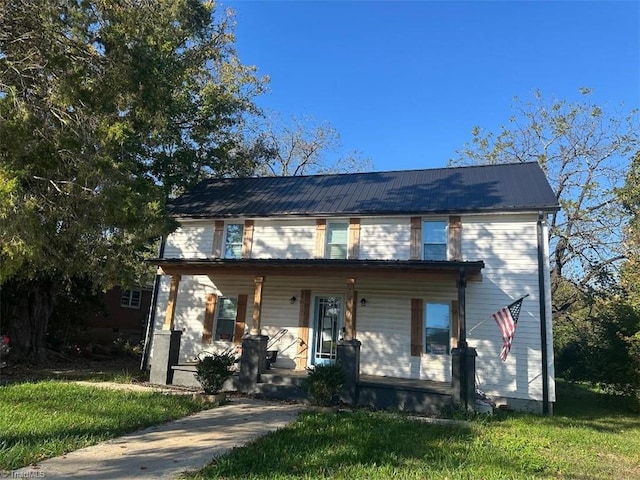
10,397,303,480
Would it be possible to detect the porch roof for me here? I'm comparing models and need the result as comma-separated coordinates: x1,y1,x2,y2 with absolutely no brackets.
152,258,484,281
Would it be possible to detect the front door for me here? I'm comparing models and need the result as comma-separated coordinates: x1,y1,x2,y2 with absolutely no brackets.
312,296,343,366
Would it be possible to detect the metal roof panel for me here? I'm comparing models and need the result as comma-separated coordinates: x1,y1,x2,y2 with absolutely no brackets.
168,162,560,218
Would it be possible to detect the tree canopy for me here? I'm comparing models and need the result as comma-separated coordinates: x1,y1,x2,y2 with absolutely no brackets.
452,89,639,310
0,0,266,284
247,114,373,177
0,0,266,360
452,89,640,396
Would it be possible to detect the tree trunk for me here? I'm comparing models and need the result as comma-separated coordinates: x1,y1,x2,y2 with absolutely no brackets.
4,277,59,364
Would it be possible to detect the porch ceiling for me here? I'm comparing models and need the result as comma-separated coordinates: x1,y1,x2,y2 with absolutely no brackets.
152,258,484,282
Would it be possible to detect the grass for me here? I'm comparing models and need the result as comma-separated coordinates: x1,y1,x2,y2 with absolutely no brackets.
185,381,640,480
1,356,149,384
0,381,207,470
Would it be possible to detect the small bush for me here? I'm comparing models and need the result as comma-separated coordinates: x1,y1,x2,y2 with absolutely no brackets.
302,363,346,406
194,353,235,394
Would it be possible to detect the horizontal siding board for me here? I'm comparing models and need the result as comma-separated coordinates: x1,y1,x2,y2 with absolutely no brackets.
251,219,316,259
359,217,411,260
164,224,214,258
151,212,554,404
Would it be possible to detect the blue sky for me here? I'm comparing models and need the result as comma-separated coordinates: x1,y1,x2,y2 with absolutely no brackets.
224,1,639,172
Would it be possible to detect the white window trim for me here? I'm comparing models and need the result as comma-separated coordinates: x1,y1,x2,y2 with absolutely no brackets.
223,223,244,259
214,296,238,342
326,221,349,260
120,289,142,309
424,302,451,355
422,219,448,261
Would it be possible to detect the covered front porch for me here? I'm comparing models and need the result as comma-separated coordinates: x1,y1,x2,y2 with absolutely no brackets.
148,258,484,411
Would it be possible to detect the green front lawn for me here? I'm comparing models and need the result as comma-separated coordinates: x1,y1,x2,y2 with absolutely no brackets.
187,382,640,480
0,381,207,470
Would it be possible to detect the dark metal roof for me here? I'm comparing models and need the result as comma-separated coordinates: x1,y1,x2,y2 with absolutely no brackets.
168,162,559,218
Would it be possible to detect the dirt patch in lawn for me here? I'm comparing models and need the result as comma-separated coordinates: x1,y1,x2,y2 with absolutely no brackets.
0,353,146,385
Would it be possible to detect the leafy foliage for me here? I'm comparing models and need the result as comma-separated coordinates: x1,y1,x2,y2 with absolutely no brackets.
554,290,640,397
194,353,235,394
302,363,346,406
452,89,639,306
452,89,640,396
0,0,266,361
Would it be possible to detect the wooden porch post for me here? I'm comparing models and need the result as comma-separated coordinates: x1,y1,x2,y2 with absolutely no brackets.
345,278,356,341
295,289,311,370
162,274,181,330
457,268,467,348
250,276,264,335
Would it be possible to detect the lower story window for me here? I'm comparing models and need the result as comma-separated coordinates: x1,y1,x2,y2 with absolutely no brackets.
425,303,450,354
215,297,238,341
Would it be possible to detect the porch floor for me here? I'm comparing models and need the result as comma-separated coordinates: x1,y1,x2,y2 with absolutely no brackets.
267,368,451,394
359,374,452,395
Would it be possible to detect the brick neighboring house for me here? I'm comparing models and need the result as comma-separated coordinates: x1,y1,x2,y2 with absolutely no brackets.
88,286,152,344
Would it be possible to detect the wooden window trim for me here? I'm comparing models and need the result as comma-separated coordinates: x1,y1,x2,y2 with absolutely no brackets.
448,216,462,261
163,274,181,330
410,217,421,260
234,294,248,344
202,293,217,344
242,220,254,259
315,219,326,258
410,298,423,356
212,221,224,258
348,218,360,259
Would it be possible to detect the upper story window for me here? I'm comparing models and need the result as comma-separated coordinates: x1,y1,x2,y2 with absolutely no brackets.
423,220,447,260
326,222,348,259
121,289,141,309
215,297,238,341
224,224,244,259
425,302,450,355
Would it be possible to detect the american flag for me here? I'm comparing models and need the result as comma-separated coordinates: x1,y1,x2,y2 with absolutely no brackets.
492,295,527,361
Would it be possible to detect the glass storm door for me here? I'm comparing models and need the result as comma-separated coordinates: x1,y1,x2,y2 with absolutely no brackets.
312,296,343,366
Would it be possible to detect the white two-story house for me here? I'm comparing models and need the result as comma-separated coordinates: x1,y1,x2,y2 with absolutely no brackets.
146,162,559,413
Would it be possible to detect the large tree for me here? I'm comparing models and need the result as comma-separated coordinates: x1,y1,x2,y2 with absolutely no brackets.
452,89,639,313
247,114,372,177
0,0,266,362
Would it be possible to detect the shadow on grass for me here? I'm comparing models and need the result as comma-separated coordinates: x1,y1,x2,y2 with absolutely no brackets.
0,357,147,386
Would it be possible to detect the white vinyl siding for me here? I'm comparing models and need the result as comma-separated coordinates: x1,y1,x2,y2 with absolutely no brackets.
152,212,555,407
251,219,316,259
462,214,555,403
164,224,214,258
359,217,411,260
